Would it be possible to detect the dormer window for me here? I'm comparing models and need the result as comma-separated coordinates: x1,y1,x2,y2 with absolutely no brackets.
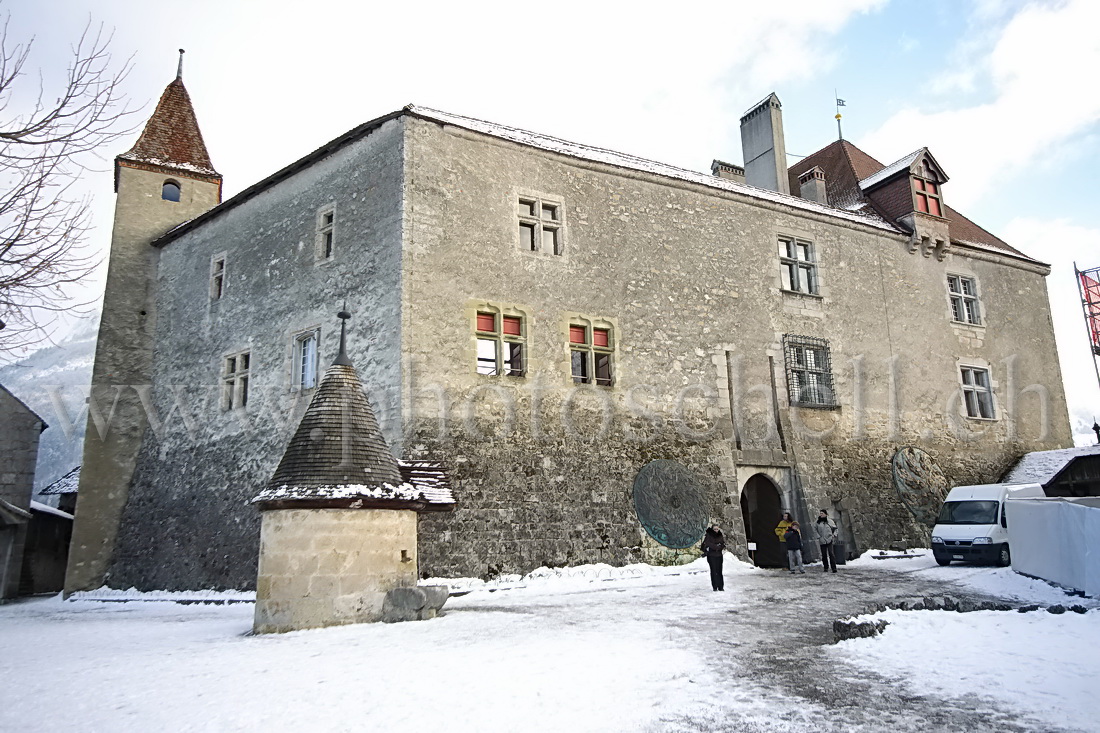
162,180,181,202
913,161,943,217
913,177,942,216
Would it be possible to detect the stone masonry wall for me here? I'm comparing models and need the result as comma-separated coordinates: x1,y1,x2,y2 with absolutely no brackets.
402,116,1071,578
108,119,406,591
0,388,44,598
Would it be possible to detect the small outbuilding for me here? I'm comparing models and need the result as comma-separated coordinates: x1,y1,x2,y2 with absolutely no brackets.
0,384,47,601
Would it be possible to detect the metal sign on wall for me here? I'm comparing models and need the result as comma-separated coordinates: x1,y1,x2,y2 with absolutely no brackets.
632,459,708,549
890,447,949,529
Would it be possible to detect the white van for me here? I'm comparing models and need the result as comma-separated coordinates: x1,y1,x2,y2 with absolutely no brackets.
931,483,1045,567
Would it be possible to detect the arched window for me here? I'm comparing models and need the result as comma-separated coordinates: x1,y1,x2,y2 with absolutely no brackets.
162,180,181,202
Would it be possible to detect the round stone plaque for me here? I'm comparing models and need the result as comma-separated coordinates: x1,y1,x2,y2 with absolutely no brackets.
632,460,708,549
890,446,949,529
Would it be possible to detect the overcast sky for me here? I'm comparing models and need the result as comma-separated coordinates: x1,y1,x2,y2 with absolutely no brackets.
9,0,1100,443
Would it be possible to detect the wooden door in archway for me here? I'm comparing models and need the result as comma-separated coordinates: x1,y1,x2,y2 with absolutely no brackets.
740,474,785,567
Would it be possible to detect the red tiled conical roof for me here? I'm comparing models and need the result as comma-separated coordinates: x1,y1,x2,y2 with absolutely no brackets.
117,76,220,180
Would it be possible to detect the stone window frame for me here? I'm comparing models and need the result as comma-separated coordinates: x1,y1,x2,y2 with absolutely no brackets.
516,191,564,257
777,234,820,296
315,203,336,263
782,334,837,409
221,350,251,411
568,316,615,387
958,362,997,420
210,252,227,301
474,304,527,378
162,179,182,202
291,327,321,392
947,273,983,326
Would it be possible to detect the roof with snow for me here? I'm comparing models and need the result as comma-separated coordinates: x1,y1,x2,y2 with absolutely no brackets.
253,317,453,511
1001,445,1100,485
40,465,80,495
116,75,220,184
30,500,73,521
788,140,1037,264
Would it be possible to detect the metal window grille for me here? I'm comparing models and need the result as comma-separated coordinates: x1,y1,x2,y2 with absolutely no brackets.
475,311,526,377
783,335,836,408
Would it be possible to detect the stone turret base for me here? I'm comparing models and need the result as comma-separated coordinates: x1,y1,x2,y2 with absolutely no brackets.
253,507,417,634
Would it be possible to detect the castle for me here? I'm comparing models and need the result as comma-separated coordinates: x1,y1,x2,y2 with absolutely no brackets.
66,66,1071,592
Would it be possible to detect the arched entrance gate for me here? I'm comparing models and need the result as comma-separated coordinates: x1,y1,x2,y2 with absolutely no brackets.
740,474,785,567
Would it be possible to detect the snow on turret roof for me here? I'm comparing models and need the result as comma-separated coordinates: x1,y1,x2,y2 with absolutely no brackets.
40,465,80,495
117,76,220,179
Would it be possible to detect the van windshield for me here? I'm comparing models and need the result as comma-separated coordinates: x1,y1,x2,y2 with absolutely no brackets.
937,500,999,525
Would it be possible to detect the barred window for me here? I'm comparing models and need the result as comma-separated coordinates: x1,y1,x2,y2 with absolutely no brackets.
475,310,526,377
783,335,836,408
960,366,995,419
778,236,818,295
948,275,981,325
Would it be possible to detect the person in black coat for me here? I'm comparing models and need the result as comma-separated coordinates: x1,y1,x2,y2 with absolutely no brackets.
784,522,806,574
700,525,726,591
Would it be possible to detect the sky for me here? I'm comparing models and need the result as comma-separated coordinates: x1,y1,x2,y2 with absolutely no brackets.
7,0,1100,442
2,552,1098,731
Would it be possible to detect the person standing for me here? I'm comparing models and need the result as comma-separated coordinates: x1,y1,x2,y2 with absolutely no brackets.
814,509,838,573
784,521,805,574
774,511,794,555
700,525,726,591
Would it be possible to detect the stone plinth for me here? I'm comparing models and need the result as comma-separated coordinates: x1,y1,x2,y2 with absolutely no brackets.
254,507,417,634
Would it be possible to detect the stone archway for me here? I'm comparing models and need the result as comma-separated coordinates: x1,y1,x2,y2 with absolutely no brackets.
740,474,785,568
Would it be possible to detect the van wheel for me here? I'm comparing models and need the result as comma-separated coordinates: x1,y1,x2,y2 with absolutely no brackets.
936,557,951,566
998,545,1011,567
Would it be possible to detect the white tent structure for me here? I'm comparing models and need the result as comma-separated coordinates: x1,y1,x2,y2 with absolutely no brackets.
1006,497,1100,597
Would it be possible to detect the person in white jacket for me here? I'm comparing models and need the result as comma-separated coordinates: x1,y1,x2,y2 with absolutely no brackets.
814,509,838,573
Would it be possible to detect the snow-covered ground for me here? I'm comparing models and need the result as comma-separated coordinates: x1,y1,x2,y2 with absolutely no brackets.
1,552,1096,732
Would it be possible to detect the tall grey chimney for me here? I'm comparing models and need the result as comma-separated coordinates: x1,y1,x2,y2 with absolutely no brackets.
740,93,789,194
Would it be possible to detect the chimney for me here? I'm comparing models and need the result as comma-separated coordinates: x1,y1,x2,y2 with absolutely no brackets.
739,93,789,194
798,167,828,205
711,159,745,184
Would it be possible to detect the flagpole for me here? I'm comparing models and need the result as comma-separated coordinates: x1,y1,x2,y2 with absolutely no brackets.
835,91,844,140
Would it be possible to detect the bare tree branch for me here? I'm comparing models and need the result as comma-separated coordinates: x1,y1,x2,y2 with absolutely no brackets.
0,12,138,356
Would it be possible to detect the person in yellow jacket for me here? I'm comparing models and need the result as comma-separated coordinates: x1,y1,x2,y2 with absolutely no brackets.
774,511,794,553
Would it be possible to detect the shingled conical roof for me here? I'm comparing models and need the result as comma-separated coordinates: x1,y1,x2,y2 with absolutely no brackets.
253,311,429,508
116,58,220,182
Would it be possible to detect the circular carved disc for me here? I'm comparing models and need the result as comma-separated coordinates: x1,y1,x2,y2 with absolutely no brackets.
632,460,708,549
891,447,949,529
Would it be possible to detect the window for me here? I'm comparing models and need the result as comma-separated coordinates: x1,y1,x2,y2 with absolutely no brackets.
293,330,320,390
778,236,817,295
783,335,836,408
475,311,525,377
162,180,181,202
948,275,981,325
210,256,226,300
518,196,563,255
316,206,335,261
222,352,250,411
913,164,943,216
569,323,614,386
960,366,994,419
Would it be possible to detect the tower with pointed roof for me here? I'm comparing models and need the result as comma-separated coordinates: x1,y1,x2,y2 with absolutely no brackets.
66,53,223,594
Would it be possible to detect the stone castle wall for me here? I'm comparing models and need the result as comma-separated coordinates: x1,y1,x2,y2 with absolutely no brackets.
108,119,407,591
401,116,1071,578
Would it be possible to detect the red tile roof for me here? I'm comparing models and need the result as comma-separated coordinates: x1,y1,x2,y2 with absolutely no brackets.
789,140,1035,262
117,77,220,181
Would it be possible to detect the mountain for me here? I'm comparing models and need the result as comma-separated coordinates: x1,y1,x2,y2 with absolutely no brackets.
0,315,98,492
